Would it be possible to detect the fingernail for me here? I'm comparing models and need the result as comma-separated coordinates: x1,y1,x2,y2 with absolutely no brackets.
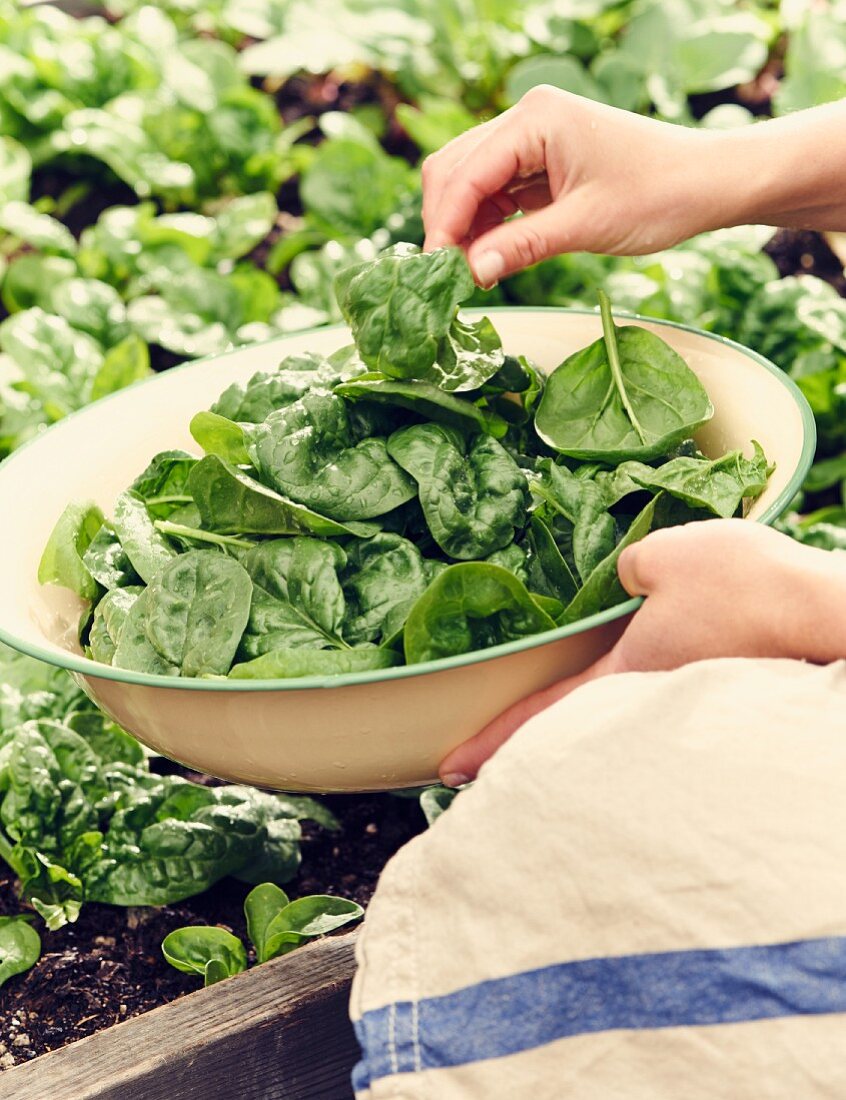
472,249,504,289
441,772,470,789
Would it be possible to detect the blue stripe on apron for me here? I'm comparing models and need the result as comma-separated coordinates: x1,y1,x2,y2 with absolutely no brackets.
353,935,846,1090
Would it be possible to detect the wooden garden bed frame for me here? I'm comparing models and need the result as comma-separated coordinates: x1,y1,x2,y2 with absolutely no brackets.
4,931,360,1099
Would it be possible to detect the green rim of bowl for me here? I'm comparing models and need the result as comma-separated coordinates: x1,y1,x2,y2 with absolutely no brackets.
0,306,817,692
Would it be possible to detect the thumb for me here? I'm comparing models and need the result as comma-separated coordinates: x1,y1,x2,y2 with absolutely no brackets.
465,204,575,286
617,539,658,597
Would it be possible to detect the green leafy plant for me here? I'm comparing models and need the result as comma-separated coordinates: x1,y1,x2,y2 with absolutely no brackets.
0,914,40,989
0,643,339,932
534,289,714,460
163,882,363,987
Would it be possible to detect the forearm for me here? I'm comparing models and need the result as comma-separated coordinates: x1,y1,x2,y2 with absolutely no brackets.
705,101,846,234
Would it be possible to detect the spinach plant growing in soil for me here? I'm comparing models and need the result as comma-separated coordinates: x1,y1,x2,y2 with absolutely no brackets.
40,246,773,680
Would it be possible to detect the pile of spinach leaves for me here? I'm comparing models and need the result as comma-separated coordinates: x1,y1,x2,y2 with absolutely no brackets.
41,246,772,680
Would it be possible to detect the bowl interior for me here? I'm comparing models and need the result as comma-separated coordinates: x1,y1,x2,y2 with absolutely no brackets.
0,308,814,684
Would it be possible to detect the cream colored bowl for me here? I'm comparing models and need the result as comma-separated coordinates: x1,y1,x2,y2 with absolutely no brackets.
0,309,815,792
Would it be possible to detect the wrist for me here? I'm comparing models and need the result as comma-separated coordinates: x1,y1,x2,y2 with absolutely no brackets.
709,103,846,233
776,540,846,664
662,127,760,241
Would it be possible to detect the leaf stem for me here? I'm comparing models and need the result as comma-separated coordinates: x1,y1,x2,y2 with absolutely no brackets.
155,521,256,551
145,494,193,507
0,828,22,877
598,289,647,444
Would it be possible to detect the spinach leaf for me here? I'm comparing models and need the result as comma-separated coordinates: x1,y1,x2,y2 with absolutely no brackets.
244,882,291,963
257,893,363,957
387,423,528,559
623,442,771,518
341,533,441,645
335,244,504,392
83,526,140,590
335,372,508,437
229,646,398,679
87,778,257,906
218,786,306,886
404,563,556,663
419,785,459,826
531,462,616,582
237,538,347,657
0,723,102,894
45,278,127,345
8,847,84,931
188,455,379,539
89,587,143,666
0,308,104,418
560,495,659,624
0,201,77,258
1,254,77,315
0,137,31,204
153,521,256,554
210,352,336,423
243,881,363,963
88,612,117,666
162,926,247,987
300,136,415,241
90,334,152,401
247,390,416,521
38,502,104,600
112,490,178,584
534,290,713,461
145,551,252,677
64,710,145,768
112,588,179,676
210,192,277,263
0,916,40,990
189,410,252,465
129,450,197,519
524,515,579,604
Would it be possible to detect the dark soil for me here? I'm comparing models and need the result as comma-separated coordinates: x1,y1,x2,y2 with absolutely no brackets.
765,228,846,296
0,784,426,1068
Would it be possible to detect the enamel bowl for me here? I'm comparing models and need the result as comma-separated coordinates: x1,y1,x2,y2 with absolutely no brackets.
0,309,815,792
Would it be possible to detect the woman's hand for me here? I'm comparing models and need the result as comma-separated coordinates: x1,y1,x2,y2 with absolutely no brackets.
422,88,846,288
439,520,846,786
421,86,725,286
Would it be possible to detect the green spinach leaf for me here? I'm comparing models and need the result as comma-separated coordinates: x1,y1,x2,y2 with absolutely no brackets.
238,538,347,657
247,390,416,521
341,533,442,645
229,646,398,680
404,563,556,663
335,244,504,392
188,455,380,539
335,372,508,437
112,490,177,584
0,915,40,989
38,502,105,600
162,926,247,987
145,551,252,677
387,423,528,559
534,290,713,461
560,495,659,624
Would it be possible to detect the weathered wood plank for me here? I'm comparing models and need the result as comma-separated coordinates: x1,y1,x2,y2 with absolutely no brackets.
3,931,360,1100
